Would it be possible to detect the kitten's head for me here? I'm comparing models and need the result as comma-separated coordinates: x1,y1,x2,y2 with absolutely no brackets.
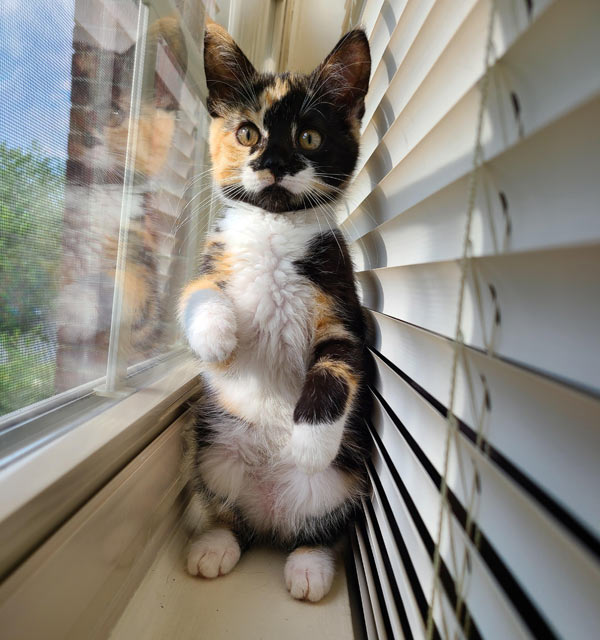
204,23,371,213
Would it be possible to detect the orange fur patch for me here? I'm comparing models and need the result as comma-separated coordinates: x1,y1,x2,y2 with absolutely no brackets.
209,117,248,186
315,359,358,388
179,247,233,316
211,250,234,280
179,277,221,315
313,291,354,344
262,77,290,107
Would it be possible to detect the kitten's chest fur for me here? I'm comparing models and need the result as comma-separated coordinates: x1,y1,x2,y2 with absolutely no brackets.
220,208,320,379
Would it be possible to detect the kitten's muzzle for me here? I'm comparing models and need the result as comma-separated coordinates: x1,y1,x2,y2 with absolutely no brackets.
254,142,295,181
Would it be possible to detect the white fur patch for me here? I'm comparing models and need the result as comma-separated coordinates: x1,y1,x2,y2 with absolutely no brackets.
183,493,209,534
207,206,323,426
269,463,351,528
187,528,241,578
198,442,249,503
240,166,317,198
288,417,346,475
279,167,316,195
240,165,275,192
199,436,353,537
284,547,335,602
184,292,237,362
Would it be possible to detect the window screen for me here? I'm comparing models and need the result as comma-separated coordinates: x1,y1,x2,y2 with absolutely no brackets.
0,1,212,435
349,0,600,638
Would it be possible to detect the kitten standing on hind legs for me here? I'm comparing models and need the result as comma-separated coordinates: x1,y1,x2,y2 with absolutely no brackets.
179,22,372,602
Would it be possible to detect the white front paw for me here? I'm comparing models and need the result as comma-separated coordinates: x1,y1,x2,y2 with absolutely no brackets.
184,292,237,362
285,547,335,602
187,528,241,578
288,422,342,475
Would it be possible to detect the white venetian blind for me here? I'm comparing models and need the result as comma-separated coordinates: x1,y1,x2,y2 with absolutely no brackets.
346,1,600,638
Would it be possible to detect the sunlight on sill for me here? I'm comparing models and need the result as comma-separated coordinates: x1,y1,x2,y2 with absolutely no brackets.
110,527,357,640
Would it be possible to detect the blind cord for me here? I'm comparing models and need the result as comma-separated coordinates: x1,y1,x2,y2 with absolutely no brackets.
425,3,498,638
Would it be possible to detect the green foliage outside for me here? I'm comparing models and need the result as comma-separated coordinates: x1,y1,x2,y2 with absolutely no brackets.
0,142,64,415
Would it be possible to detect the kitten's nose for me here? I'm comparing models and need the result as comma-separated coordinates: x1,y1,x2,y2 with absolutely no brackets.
261,154,288,180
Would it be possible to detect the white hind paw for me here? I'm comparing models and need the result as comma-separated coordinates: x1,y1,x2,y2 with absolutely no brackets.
284,547,335,602
187,528,241,578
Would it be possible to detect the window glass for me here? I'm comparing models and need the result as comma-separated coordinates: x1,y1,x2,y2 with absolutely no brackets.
0,0,214,423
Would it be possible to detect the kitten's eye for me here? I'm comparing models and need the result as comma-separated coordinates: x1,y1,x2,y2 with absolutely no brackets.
298,129,322,151
236,124,260,146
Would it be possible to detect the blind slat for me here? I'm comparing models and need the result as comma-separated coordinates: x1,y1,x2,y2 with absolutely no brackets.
360,0,555,169
369,312,600,542
370,435,463,639
361,0,387,40
350,100,600,268
359,244,600,391
346,0,600,228
363,0,436,127
350,530,380,639
362,0,477,156
370,395,532,640
367,1,409,74
372,355,600,639
356,0,600,635
355,520,392,639
365,469,426,639
362,495,412,638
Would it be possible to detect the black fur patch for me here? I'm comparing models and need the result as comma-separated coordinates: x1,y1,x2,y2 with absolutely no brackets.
312,337,363,369
198,252,216,275
294,230,366,337
293,366,349,424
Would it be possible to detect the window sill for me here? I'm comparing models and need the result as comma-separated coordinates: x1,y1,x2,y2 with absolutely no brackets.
0,355,201,579
110,530,357,640
0,405,361,640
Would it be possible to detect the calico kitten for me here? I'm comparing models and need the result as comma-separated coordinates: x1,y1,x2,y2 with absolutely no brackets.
180,23,371,602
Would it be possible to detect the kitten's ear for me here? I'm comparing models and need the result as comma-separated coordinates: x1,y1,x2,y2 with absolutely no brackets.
204,20,257,117
312,29,371,120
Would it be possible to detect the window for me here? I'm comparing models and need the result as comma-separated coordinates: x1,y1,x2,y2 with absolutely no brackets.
0,0,214,457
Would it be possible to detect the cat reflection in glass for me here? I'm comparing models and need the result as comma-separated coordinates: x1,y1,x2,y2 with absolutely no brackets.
180,22,372,602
